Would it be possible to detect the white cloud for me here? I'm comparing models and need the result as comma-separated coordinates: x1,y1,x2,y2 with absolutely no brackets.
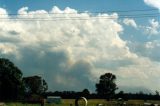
0,43,17,54
116,57,160,90
123,18,137,28
144,0,160,9
145,41,160,49
0,8,8,18
145,19,160,35
144,40,160,62
1,6,160,92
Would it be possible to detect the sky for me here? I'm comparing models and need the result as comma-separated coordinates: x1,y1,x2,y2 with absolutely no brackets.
0,0,160,93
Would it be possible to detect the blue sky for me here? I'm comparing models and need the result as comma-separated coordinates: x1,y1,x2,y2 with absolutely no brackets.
0,0,160,93
0,0,155,13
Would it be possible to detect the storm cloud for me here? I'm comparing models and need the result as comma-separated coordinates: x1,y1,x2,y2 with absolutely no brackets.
0,6,160,92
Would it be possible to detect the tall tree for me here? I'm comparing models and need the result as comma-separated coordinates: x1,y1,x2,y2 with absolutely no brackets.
23,76,48,95
96,73,118,99
82,89,90,95
81,89,90,97
0,58,24,100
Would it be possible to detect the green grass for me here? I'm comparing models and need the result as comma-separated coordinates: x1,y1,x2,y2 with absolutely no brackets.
5,102,40,106
3,99,160,106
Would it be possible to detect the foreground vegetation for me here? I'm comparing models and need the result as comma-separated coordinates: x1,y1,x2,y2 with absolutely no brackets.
4,99,160,106
1,57,160,106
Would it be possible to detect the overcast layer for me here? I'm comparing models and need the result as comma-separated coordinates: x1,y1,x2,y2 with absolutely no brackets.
0,6,160,92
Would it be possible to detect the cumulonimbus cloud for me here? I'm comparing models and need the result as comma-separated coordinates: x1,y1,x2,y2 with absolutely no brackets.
0,6,160,92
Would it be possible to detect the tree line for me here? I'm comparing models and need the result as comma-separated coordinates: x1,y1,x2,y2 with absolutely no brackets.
44,90,160,100
0,58,47,101
0,58,160,101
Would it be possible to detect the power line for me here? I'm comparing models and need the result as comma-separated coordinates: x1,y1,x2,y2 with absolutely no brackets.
88,8,158,14
0,12,159,17
0,8,158,16
0,13,159,18
0,9,159,21
0,14,159,20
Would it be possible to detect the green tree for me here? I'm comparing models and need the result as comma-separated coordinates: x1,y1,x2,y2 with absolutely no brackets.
0,58,24,100
117,91,124,99
81,89,90,97
23,75,48,95
82,89,90,95
155,90,159,96
96,73,118,99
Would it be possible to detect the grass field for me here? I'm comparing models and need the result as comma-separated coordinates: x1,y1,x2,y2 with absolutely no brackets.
3,99,160,106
